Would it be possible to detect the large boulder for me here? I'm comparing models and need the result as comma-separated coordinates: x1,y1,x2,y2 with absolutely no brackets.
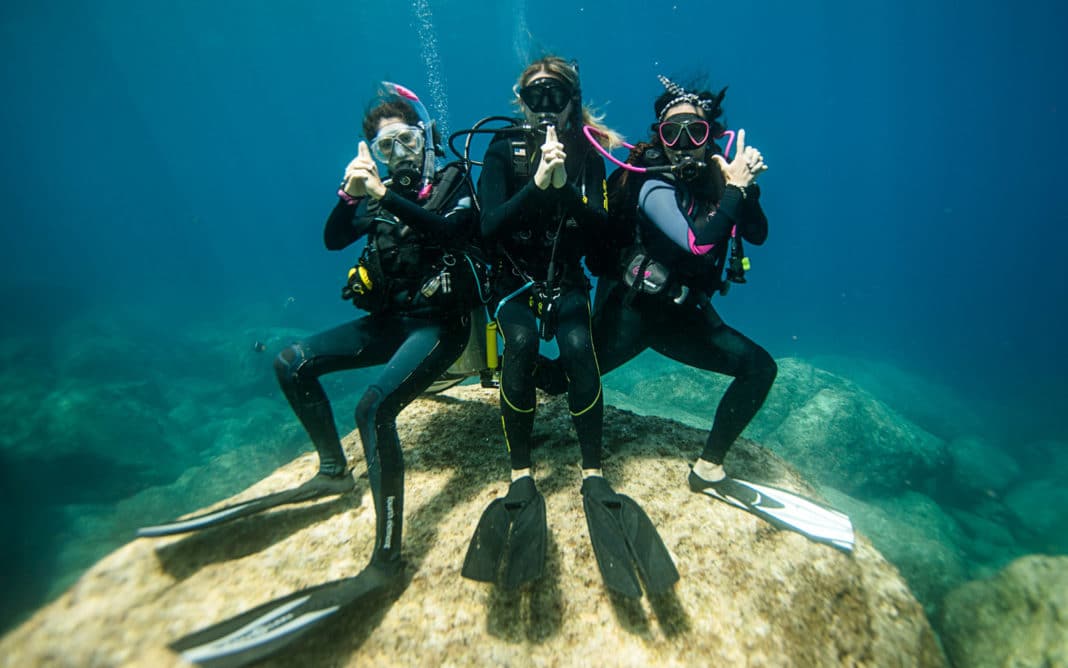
807,355,989,441
764,385,947,497
0,386,945,666
1002,479,1068,553
943,435,1022,500
607,357,948,497
822,488,970,613
938,555,1068,668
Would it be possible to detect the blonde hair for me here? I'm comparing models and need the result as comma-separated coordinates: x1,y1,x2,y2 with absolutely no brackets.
514,55,625,150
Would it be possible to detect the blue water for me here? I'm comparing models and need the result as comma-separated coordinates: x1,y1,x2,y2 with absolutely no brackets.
2,0,1066,635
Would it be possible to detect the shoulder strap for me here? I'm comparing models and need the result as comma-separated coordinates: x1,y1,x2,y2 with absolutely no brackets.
510,134,534,180
422,161,469,213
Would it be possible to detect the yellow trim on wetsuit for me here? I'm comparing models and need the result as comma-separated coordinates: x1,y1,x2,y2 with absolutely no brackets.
501,415,511,453
570,383,602,417
500,387,536,414
496,321,536,414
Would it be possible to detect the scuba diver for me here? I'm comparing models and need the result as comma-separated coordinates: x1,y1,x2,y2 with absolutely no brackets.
161,84,485,665
543,76,854,552
460,57,679,599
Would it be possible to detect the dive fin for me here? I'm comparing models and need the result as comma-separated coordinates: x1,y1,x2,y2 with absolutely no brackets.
581,476,679,599
460,498,510,582
137,473,355,538
424,372,470,394
461,476,547,589
502,483,546,589
170,561,402,668
688,471,855,552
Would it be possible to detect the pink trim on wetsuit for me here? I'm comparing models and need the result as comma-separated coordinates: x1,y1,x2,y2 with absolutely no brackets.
685,198,715,255
688,229,715,255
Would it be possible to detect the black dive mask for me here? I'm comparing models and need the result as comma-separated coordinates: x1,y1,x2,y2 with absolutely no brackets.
520,79,573,114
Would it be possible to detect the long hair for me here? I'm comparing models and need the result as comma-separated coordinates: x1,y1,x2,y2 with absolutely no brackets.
514,55,625,150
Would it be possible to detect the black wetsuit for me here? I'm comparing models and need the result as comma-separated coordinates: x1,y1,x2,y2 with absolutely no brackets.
560,171,776,466
274,168,475,566
479,130,607,471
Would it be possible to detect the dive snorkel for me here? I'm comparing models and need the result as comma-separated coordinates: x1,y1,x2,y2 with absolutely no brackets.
381,81,437,200
582,125,737,175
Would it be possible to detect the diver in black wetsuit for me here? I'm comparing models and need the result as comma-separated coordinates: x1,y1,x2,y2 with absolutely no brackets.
165,85,491,666
461,58,680,597
478,56,612,487
274,87,477,574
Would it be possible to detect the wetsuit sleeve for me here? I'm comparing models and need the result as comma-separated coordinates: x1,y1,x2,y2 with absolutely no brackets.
739,184,769,246
377,189,473,243
323,197,374,250
638,180,766,254
479,138,545,241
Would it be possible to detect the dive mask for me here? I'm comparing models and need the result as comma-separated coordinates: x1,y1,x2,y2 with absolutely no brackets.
519,78,573,114
371,123,424,163
658,114,711,149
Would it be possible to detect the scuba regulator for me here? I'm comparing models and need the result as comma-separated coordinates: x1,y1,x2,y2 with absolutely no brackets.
672,155,706,182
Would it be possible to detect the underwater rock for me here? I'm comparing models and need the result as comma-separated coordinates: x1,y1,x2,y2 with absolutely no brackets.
764,385,947,497
607,357,948,497
944,435,1021,499
1013,439,1068,481
1002,479,1068,553
807,355,990,442
946,508,1023,576
938,555,1068,668
0,386,945,667
821,487,969,615
607,356,838,440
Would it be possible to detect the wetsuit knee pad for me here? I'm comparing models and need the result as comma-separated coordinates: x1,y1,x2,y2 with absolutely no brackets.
503,326,538,360
355,385,386,431
559,327,593,360
274,344,309,388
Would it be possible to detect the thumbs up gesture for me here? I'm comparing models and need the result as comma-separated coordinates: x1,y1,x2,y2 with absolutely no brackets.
343,141,387,200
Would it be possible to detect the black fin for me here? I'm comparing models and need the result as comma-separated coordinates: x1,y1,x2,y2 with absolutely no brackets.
461,477,547,589
581,476,679,598
460,498,510,582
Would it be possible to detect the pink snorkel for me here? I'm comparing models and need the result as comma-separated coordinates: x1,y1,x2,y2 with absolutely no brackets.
582,125,736,174
381,81,436,200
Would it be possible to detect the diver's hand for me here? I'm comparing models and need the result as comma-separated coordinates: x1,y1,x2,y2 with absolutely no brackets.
711,129,767,188
534,125,568,190
341,154,367,198
344,141,387,200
